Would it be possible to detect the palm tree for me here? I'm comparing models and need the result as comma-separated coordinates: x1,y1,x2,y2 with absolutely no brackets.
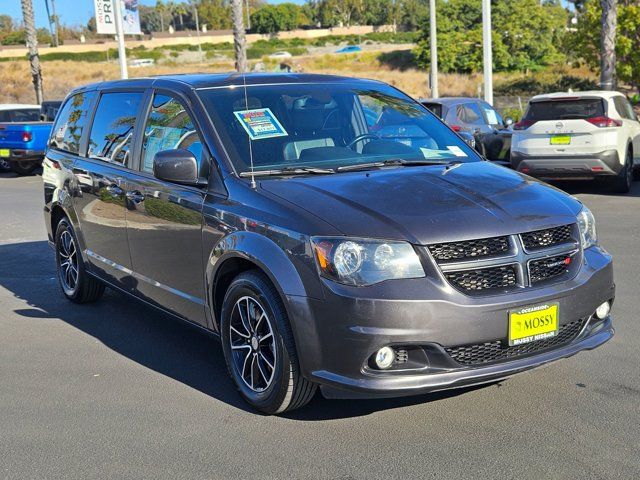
231,0,247,72
600,0,617,90
156,0,166,31
21,0,43,103
175,3,187,30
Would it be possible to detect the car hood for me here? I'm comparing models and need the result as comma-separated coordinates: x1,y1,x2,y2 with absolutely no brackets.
260,162,582,245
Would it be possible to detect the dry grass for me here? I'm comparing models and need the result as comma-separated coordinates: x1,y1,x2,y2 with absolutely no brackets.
0,49,595,104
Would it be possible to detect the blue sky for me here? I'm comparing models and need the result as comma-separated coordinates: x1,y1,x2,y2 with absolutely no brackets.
3,0,571,30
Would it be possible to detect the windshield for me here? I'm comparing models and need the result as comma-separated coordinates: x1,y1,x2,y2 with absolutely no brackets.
198,82,480,174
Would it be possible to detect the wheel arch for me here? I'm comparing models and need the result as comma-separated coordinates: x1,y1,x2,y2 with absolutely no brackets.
205,231,310,332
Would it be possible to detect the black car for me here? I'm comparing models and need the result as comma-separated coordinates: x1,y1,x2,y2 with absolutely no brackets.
421,97,513,162
43,74,614,413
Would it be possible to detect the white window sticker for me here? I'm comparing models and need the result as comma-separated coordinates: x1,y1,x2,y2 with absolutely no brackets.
233,108,288,140
447,145,467,157
483,107,499,125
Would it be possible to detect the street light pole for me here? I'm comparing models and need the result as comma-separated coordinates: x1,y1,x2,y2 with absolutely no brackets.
429,0,438,98
429,0,439,98
193,2,203,62
482,0,493,105
113,0,128,79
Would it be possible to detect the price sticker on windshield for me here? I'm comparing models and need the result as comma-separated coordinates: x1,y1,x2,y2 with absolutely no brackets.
234,108,288,140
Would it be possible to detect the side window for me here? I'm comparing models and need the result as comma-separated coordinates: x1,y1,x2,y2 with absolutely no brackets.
613,97,628,119
141,94,204,174
0,111,10,122
50,92,96,155
625,99,637,120
87,92,143,166
457,103,485,124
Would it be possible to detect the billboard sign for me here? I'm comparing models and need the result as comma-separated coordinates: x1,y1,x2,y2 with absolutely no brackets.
94,0,142,35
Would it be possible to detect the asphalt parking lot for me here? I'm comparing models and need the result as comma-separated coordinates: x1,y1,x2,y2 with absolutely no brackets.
1,170,639,479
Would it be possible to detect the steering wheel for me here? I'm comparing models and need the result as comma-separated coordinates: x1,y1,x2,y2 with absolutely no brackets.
347,133,380,149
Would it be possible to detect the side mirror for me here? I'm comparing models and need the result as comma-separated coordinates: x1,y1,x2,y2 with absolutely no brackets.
504,117,514,127
153,149,203,186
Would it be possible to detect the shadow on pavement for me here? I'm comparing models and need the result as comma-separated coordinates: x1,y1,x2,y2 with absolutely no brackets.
0,240,491,419
548,179,640,198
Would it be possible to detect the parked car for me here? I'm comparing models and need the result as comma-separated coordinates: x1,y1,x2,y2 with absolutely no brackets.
0,101,62,175
0,104,40,172
44,73,614,414
335,45,362,53
511,91,640,193
421,97,513,163
268,51,292,60
40,100,62,122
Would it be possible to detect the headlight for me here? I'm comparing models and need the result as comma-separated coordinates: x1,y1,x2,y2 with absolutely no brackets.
577,206,597,249
311,237,425,286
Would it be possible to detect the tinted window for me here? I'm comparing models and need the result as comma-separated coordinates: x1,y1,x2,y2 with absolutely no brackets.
0,111,9,122
141,94,204,173
624,99,636,120
198,82,479,174
422,103,443,119
88,92,143,166
50,92,96,155
10,109,40,122
457,103,485,124
523,99,605,121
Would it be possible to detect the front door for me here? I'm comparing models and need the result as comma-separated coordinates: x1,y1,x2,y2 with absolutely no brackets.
124,92,207,325
73,90,145,287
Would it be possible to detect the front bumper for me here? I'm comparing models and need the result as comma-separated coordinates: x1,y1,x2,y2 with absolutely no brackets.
287,247,615,399
511,149,622,179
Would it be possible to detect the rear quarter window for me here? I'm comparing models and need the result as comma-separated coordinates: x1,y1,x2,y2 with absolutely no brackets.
50,92,96,155
524,99,605,121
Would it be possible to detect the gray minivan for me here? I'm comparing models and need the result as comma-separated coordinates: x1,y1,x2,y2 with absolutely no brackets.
44,74,614,413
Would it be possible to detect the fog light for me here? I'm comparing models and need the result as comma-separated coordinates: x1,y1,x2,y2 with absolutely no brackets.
595,301,610,320
374,346,395,370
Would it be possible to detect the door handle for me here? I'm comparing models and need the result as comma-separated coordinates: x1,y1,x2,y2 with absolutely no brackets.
105,184,124,197
125,190,145,204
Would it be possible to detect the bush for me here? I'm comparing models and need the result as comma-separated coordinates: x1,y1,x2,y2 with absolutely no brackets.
495,75,599,96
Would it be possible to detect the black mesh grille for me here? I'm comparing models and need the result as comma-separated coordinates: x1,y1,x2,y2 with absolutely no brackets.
521,224,574,250
428,236,509,261
529,254,573,284
445,265,517,293
444,318,586,366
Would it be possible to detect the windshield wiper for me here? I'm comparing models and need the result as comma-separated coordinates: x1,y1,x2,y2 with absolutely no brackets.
336,158,455,172
239,167,335,177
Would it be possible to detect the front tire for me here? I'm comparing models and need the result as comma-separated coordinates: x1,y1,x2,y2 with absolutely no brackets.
55,218,105,303
220,270,316,414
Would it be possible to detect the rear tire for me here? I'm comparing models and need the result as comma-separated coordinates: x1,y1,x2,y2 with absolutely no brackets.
220,270,316,414
10,160,38,176
55,218,105,303
610,148,633,194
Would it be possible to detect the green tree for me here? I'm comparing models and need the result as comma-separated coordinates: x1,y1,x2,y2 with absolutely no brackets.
198,0,232,30
361,0,392,26
414,0,568,74
570,0,640,90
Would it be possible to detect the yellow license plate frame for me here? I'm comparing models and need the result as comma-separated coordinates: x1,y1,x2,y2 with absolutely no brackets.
0,149,10,157
550,135,571,145
508,303,559,346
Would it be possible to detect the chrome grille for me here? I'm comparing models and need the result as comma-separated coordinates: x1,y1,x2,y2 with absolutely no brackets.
521,224,574,251
445,265,517,293
444,318,586,366
428,236,509,261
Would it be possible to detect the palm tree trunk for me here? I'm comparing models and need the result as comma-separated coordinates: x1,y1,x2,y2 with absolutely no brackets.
21,0,43,103
231,0,247,72
600,0,617,90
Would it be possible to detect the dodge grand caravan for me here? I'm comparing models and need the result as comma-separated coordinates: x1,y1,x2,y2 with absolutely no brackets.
43,74,614,413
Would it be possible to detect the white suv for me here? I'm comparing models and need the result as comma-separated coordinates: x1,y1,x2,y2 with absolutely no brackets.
511,91,640,193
